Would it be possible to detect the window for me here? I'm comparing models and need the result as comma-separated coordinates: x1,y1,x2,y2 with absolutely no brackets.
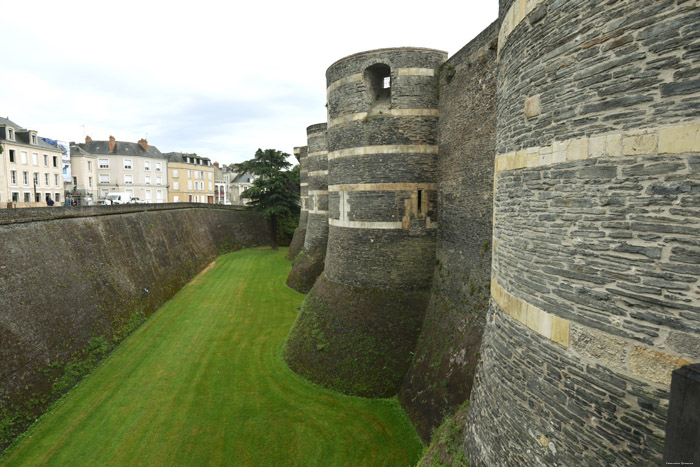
155,162,161,171
126,189,134,197
9,150,15,163
209,182,213,191
123,159,132,170
187,180,193,190
144,161,150,171
88,176,92,187
10,170,17,185
173,195,179,202
12,192,19,202
194,171,199,179
24,192,31,202
31,134,37,145
73,176,77,186
156,176,162,185
98,158,109,169
33,172,39,185
173,169,179,178
145,175,151,185
55,174,59,186
156,190,163,201
87,161,92,171
208,172,212,180
173,181,179,190
99,174,110,184
43,154,48,166
32,153,38,165
364,63,392,105
124,174,133,184
21,151,27,164
22,171,28,185
55,193,61,202
187,170,191,178
145,189,152,200
53,156,58,167
44,173,49,186
35,192,41,202
7,128,13,140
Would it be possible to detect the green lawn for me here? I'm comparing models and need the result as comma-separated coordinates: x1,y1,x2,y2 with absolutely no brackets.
1,247,423,466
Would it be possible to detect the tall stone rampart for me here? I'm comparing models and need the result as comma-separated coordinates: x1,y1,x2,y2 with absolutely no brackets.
399,22,499,442
285,124,328,293
285,48,447,397
286,145,308,261
465,0,700,464
0,205,271,450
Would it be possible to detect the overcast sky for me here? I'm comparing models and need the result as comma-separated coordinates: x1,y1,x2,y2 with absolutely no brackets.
1,0,497,165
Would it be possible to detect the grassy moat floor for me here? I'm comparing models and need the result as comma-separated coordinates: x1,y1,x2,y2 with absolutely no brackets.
1,247,422,466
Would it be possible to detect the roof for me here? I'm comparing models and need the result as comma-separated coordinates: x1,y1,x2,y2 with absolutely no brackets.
163,151,212,166
77,140,167,159
232,171,254,183
0,116,23,129
0,117,64,152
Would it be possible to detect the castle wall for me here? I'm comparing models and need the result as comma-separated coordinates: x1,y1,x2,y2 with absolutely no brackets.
285,124,328,293
286,145,308,261
285,48,447,397
465,0,700,464
399,22,499,442
0,205,270,449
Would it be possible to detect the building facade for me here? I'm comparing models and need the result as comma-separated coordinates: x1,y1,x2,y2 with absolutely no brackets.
164,152,215,203
74,136,169,203
68,145,98,204
0,117,65,207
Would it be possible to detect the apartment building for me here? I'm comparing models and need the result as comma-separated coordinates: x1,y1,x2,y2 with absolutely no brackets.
164,152,215,203
0,117,65,206
75,136,169,203
68,145,98,204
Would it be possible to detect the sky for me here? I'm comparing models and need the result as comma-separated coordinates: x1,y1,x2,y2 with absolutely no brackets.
0,0,497,166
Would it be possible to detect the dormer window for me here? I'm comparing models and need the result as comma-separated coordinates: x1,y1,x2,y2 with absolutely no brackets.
7,128,14,140
30,133,37,145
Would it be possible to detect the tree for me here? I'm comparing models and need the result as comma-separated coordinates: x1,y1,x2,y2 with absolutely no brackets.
239,149,300,250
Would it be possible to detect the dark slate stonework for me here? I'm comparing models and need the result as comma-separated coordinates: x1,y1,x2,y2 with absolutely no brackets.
496,0,700,155
285,125,328,294
463,0,700,465
286,146,308,261
285,48,446,397
663,364,700,465
399,21,499,443
466,302,669,465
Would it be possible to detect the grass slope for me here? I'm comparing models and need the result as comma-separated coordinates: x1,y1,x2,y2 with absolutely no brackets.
2,247,422,466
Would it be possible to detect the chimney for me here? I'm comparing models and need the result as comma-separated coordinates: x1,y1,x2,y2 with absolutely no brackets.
109,135,116,152
85,135,93,143
138,138,148,152
214,162,220,168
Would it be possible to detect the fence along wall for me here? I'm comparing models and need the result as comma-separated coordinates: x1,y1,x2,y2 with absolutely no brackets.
465,0,700,464
0,205,271,450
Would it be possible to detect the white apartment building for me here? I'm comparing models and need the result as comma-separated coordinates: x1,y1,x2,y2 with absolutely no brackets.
0,117,65,206
75,136,168,203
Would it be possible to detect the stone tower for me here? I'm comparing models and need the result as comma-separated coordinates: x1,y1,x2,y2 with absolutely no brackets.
285,123,328,293
285,47,447,397
465,0,700,464
285,145,308,261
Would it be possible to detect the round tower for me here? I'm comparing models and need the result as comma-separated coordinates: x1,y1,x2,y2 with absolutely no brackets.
285,47,447,397
285,146,308,261
285,124,328,293
465,1,700,465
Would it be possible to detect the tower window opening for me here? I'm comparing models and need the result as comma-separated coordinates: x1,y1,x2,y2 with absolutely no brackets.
417,189,423,214
364,63,392,107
